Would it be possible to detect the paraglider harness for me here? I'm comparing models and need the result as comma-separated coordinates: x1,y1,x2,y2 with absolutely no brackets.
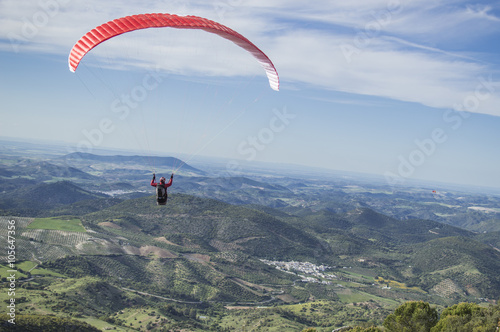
152,173,172,206
156,184,168,205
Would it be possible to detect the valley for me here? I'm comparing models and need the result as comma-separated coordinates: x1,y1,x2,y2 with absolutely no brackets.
0,139,499,331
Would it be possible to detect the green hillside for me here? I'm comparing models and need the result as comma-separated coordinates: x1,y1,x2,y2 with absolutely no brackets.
83,194,328,261
62,152,204,175
0,147,499,331
0,181,108,215
19,161,99,181
0,314,100,331
27,217,86,232
407,236,500,299
474,231,500,248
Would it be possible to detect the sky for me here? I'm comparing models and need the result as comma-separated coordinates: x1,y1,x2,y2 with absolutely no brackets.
1,0,500,189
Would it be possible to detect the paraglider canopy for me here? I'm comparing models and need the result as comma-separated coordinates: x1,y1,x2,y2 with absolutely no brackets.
68,13,279,91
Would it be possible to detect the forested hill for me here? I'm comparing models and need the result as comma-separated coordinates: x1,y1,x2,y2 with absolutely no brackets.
0,314,100,331
2,177,499,301
75,191,500,300
1,142,500,331
1,182,500,330
62,152,204,174
84,193,329,260
17,160,99,180
0,181,108,215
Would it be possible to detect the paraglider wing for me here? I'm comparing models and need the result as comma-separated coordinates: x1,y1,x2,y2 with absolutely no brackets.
68,13,279,91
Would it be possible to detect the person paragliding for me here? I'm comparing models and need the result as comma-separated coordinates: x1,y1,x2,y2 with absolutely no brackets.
151,173,173,205
69,13,279,204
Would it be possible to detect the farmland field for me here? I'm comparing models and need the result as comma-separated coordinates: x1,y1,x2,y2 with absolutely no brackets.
27,217,86,232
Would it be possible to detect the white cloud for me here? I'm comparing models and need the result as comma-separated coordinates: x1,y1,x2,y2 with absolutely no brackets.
465,4,500,22
1,0,499,116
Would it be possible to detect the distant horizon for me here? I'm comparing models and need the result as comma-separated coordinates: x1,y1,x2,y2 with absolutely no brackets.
2,135,500,196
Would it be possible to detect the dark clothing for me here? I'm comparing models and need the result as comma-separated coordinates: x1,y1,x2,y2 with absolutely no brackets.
151,176,173,205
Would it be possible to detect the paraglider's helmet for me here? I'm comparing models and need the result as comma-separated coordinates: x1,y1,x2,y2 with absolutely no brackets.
160,177,166,184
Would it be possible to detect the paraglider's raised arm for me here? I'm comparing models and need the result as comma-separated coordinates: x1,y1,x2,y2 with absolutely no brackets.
68,13,279,91
150,173,173,188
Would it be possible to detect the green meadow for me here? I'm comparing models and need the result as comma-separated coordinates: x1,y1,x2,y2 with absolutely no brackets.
27,217,86,233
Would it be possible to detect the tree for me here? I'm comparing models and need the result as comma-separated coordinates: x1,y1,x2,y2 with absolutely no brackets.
383,301,438,332
431,302,500,331
0,314,100,331
189,308,197,319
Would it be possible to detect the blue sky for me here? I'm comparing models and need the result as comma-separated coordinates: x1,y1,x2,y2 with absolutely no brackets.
1,0,500,189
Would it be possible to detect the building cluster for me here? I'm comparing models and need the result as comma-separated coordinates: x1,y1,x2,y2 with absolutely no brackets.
260,259,337,284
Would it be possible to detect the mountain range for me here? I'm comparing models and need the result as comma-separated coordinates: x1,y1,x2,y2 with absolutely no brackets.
1,146,499,330
2,179,498,302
